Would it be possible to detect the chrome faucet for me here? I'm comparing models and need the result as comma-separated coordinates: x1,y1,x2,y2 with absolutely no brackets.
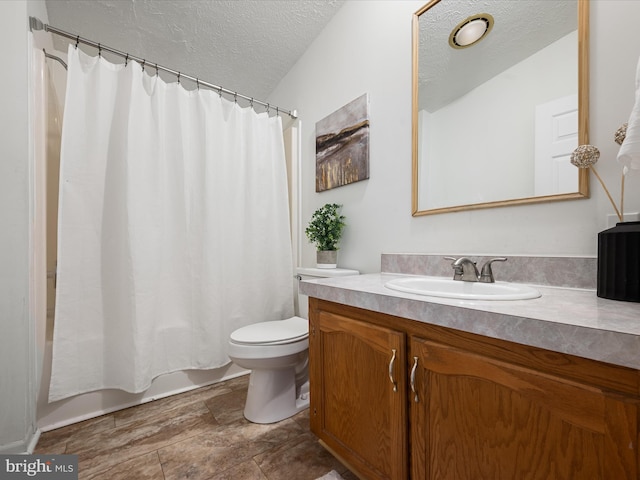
444,257,507,283
445,257,479,282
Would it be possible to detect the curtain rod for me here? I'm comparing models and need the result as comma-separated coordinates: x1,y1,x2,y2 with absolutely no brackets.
29,16,297,119
44,49,68,70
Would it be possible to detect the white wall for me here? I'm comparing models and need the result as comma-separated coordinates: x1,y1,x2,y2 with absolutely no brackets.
0,0,52,453
0,0,35,453
268,0,640,274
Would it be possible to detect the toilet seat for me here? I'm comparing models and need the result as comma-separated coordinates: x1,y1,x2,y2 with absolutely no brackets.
230,316,308,346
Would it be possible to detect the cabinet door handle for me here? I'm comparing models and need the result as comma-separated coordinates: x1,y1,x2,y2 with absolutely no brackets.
410,356,419,403
388,349,398,392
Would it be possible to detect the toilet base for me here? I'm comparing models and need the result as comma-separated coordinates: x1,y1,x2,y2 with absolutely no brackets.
243,367,310,424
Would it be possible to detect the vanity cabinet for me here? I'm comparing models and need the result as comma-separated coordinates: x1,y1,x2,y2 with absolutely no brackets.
309,304,408,479
309,298,640,480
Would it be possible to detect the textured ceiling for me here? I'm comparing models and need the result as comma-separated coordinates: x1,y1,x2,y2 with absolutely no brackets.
44,0,345,104
418,0,577,112
42,0,577,113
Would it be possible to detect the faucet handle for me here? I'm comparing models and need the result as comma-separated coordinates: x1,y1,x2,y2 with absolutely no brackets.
479,257,507,283
444,256,459,271
444,257,463,280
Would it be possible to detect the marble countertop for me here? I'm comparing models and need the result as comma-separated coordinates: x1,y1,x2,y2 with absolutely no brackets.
300,273,640,370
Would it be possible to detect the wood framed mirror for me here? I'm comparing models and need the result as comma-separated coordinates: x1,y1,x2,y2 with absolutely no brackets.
412,0,589,216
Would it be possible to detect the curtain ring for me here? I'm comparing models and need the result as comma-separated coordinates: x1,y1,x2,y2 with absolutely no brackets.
276,106,279,117
155,64,159,76
141,59,146,72
98,43,102,57
196,78,200,90
177,72,181,84
124,53,129,67
250,98,254,108
267,103,270,114
75,35,79,49
234,92,237,104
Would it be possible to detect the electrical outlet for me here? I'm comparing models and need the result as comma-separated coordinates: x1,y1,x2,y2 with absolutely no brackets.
607,212,640,228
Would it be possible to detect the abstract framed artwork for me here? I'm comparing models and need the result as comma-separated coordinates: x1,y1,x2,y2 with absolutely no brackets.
315,93,370,192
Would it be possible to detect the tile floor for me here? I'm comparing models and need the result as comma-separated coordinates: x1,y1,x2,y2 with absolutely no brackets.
35,375,358,480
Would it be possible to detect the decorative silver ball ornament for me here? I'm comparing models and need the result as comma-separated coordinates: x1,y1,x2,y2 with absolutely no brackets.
570,144,600,168
615,123,628,145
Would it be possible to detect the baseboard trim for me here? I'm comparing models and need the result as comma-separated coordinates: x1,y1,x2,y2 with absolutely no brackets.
0,427,41,454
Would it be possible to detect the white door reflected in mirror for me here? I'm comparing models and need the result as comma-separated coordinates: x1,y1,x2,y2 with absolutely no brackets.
534,94,579,196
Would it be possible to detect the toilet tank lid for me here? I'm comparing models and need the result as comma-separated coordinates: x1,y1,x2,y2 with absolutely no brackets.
296,267,359,278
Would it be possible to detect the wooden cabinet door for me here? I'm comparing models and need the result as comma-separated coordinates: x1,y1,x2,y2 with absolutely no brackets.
410,336,639,480
309,309,408,480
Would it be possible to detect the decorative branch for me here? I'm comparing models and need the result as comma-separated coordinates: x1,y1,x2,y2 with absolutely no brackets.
590,165,623,222
571,122,631,224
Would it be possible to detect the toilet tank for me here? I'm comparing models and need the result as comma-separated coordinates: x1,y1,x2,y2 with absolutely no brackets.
295,267,359,319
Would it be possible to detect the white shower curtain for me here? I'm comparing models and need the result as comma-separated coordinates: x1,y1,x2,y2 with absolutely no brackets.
49,46,294,402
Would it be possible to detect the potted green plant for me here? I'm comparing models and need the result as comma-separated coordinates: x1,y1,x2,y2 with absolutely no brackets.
305,203,346,268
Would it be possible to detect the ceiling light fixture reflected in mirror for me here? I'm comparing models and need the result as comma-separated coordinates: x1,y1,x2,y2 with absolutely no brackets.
449,14,494,49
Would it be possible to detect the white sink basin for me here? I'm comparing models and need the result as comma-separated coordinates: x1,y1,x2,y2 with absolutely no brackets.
385,276,541,301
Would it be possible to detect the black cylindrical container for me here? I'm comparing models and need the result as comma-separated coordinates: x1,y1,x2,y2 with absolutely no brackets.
597,221,640,302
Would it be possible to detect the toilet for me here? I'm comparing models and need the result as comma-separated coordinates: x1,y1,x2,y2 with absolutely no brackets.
228,267,359,424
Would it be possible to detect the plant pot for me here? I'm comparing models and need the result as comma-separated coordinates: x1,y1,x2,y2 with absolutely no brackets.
597,221,640,302
316,250,337,269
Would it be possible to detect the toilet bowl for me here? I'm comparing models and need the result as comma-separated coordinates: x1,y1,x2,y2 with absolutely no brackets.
229,267,359,424
228,316,310,424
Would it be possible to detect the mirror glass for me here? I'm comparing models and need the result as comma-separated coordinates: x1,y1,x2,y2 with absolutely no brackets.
412,0,589,215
